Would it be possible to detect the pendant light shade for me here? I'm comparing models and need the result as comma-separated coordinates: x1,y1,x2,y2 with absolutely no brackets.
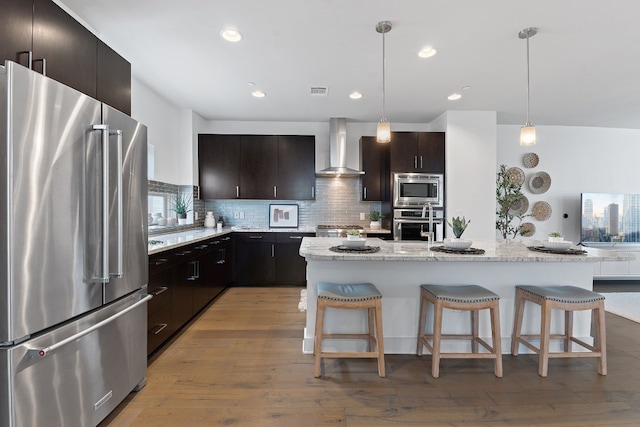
519,27,538,146
376,21,392,143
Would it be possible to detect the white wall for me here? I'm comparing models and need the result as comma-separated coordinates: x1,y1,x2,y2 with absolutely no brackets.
442,111,498,241
497,125,640,243
131,77,191,184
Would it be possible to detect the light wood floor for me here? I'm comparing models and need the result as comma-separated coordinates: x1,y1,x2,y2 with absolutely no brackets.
101,286,640,426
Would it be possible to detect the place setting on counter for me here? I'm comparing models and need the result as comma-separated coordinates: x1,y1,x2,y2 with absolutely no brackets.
329,230,381,254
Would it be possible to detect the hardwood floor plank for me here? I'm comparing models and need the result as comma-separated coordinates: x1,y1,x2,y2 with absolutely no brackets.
100,286,640,426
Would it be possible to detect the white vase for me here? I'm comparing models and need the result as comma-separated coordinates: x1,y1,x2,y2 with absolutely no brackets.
370,220,381,230
178,218,187,225
204,212,215,228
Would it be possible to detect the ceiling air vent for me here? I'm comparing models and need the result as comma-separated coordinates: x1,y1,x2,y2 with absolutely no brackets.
310,86,328,96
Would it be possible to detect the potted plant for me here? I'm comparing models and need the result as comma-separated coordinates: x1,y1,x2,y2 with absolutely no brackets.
496,164,529,239
369,210,382,229
448,216,470,239
548,231,564,242
172,192,192,225
346,229,360,241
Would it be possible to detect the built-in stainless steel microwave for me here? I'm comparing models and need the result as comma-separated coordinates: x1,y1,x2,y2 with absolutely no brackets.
393,173,443,208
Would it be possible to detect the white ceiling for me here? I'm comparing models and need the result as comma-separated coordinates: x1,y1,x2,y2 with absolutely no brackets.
60,0,640,129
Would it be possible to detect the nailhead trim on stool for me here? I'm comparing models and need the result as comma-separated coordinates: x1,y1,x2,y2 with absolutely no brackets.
511,285,607,377
417,284,503,378
314,282,385,378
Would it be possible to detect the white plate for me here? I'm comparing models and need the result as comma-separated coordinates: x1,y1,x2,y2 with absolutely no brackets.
542,240,572,250
443,239,472,249
342,238,366,248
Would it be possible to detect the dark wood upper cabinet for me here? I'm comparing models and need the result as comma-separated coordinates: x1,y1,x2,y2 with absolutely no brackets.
0,0,33,67
390,131,445,173
277,135,316,200
32,0,97,97
360,136,389,201
240,135,278,199
1,0,131,114
417,132,445,173
198,133,316,201
97,40,131,115
198,134,241,199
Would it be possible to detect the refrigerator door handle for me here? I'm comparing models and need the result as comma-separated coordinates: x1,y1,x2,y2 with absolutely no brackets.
27,295,152,358
110,129,124,278
93,124,111,283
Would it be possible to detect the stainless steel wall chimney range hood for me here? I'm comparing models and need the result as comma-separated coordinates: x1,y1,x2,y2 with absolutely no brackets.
316,118,365,177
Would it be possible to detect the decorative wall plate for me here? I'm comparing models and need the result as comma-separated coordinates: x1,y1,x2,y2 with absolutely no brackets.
522,152,539,168
520,222,536,237
506,166,525,186
532,201,552,221
509,195,529,216
528,171,551,194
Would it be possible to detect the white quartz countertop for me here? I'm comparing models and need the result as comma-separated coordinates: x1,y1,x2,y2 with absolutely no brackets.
148,226,316,254
299,237,635,262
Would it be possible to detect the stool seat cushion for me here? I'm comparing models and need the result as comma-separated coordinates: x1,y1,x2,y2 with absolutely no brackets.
420,284,499,303
516,285,604,303
317,282,382,301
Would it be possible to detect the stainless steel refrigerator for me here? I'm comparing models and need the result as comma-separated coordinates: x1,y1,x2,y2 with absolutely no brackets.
0,61,150,427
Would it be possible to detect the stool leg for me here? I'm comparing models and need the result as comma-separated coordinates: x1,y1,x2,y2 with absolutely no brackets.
368,307,375,352
417,290,428,356
564,310,574,352
539,301,552,377
374,299,385,377
491,303,503,378
431,300,444,378
595,301,607,375
313,302,326,378
511,290,526,356
471,309,479,353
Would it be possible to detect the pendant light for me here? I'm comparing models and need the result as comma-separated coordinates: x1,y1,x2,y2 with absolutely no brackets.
376,21,392,143
519,27,538,146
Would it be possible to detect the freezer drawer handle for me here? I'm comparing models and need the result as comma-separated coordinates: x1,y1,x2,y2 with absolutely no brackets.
27,294,152,358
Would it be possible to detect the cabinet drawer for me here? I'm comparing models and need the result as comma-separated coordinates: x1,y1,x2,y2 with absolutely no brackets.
147,308,173,355
275,232,314,243
235,232,275,243
147,284,170,314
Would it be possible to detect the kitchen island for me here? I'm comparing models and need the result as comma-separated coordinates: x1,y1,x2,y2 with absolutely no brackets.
299,237,633,354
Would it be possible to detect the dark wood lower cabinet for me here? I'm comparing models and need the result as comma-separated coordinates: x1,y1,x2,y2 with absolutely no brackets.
147,234,233,357
233,232,312,286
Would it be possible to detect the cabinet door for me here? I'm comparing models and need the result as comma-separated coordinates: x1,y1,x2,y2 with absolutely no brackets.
147,272,173,356
417,132,445,173
275,233,313,285
171,249,196,327
0,0,33,67
32,0,97,97
97,40,131,115
234,233,276,285
360,136,389,201
277,135,316,200
389,132,418,171
240,135,278,199
208,236,232,300
198,134,241,199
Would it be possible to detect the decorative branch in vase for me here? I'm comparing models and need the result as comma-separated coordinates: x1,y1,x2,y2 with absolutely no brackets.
495,164,529,239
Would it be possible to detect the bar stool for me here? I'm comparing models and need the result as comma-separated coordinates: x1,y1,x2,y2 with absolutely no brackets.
314,282,385,378
417,284,503,378
511,285,607,377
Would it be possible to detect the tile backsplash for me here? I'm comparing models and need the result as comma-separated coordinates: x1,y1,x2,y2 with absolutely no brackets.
205,177,381,228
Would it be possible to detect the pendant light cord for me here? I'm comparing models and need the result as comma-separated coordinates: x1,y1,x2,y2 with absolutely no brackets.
525,32,531,125
382,29,386,121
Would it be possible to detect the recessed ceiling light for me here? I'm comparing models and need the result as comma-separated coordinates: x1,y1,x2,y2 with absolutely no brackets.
251,90,266,98
462,85,471,90
418,47,437,58
221,28,242,42
448,93,462,101
349,92,363,100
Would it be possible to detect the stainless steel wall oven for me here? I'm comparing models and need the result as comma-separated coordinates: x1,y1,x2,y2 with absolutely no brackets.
393,209,444,241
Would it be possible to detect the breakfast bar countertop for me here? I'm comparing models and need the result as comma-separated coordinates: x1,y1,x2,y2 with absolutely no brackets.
299,237,635,263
